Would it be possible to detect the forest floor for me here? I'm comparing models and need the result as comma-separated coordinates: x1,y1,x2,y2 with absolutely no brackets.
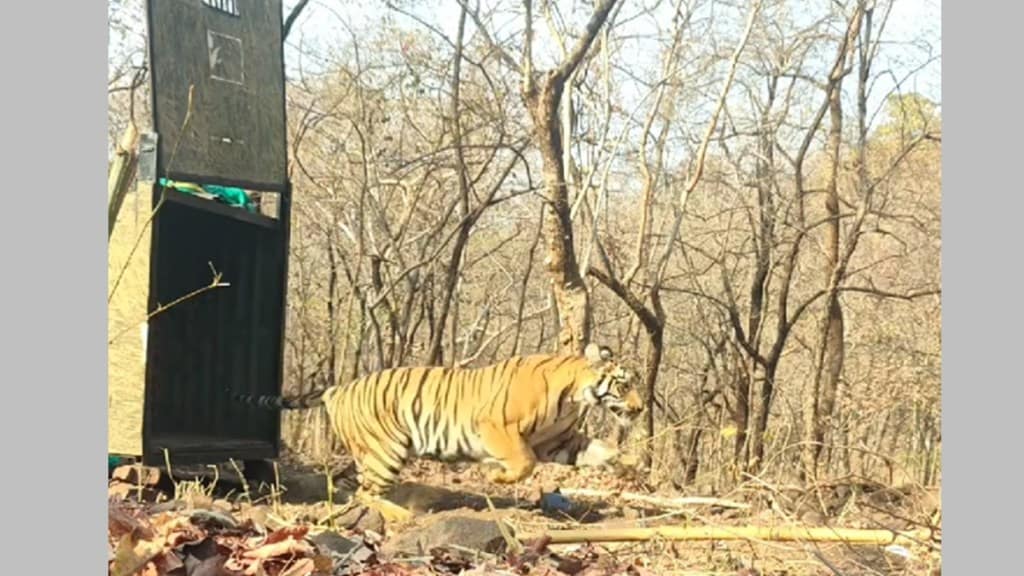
108,448,941,576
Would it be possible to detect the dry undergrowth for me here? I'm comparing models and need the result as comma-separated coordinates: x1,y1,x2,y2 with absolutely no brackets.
112,446,940,576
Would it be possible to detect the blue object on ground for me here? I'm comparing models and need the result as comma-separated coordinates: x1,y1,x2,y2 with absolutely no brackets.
539,489,573,514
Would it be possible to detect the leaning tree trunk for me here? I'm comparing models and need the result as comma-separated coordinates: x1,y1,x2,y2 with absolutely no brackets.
802,89,848,481
524,76,592,355
520,0,619,354
794,6,860,477
801,3,863,481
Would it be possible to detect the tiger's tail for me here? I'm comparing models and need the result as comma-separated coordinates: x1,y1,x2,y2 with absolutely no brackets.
229,388,328,411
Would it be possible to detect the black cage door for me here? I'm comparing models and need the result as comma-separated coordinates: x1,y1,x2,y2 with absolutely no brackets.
142,194,287,465
147,0,287,192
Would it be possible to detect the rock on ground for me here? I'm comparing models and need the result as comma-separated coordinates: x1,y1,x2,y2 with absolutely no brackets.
380,510,511,558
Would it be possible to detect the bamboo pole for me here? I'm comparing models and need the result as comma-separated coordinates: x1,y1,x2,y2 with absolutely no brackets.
522,525,935,547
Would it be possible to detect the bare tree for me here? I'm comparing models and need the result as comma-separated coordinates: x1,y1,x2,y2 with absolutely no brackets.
518,0,622,354
107,0,942,487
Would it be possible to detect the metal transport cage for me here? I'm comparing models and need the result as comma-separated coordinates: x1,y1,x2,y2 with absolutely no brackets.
108,0,291,467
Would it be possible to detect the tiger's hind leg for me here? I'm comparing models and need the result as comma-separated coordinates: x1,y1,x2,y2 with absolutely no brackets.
327,480,414,526
353,487,415,524
477,421,538,484
348,447,415,524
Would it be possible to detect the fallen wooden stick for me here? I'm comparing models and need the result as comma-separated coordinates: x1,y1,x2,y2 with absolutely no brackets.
107,123,139,240
521,525,934,547
558,488,750,511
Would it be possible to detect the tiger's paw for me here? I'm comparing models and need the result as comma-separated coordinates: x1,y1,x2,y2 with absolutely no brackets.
486,468,515,484
355,492,415,524
375,500,415,524
486,465,534,485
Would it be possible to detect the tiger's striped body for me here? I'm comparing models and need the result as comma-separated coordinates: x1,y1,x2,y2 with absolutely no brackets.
234,344,643,518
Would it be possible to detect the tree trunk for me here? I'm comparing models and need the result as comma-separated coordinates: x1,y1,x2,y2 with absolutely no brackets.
682,426,703,485
520,0,619,354
732,351,750,471
325,231,338,389
750,361,777,473
427,5,470,366
525,75,591,355
802,99,847,479
512,208,545,355
801,3,863,481
641,323,664,468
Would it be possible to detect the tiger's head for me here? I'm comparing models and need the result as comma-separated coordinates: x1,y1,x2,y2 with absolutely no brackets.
579,343,644,426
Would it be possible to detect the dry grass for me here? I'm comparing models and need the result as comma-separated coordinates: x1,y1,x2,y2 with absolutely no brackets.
142,452,940,575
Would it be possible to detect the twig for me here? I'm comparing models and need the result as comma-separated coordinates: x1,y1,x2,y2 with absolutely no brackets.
108,263,230,345
107,195,166,304
446,543,500,561
282,0,310,41
557,488,750,511
165,85,196,173
228,459,252,504
651,0,763,285
318,500,363,527
484,494,523,555
108,123,140,240
271,461,283,517
808,548,849,576
162,449,179,500
108,85,197,304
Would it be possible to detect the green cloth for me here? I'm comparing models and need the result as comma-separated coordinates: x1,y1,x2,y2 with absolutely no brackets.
159,178,255,213
108,455,126,474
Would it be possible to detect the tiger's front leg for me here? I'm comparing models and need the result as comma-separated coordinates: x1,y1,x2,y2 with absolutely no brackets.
477,420,538,484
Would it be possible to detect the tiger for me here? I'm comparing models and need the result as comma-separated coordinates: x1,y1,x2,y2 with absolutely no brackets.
231,342,644,522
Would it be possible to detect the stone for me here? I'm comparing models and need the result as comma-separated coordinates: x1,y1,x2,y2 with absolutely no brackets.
108,482,163,502
111,465,162,486
380,513,510,558
310,531,361,556
331,506,385,534
310,532,374,575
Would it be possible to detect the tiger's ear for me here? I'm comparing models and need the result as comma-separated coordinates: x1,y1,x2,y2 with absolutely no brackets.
584,343,613,365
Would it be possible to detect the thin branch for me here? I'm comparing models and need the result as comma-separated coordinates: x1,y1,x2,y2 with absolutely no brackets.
282,0,311,41
109,85,197,303
652,0,763,287
108,263,230,345
453,0,520,72
553,0,620,84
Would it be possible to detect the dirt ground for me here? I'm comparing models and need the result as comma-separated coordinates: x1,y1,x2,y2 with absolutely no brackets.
108,448,942,576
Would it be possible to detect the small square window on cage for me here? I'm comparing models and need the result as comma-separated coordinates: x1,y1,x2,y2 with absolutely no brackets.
202,0,241,17
207,30,244,85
